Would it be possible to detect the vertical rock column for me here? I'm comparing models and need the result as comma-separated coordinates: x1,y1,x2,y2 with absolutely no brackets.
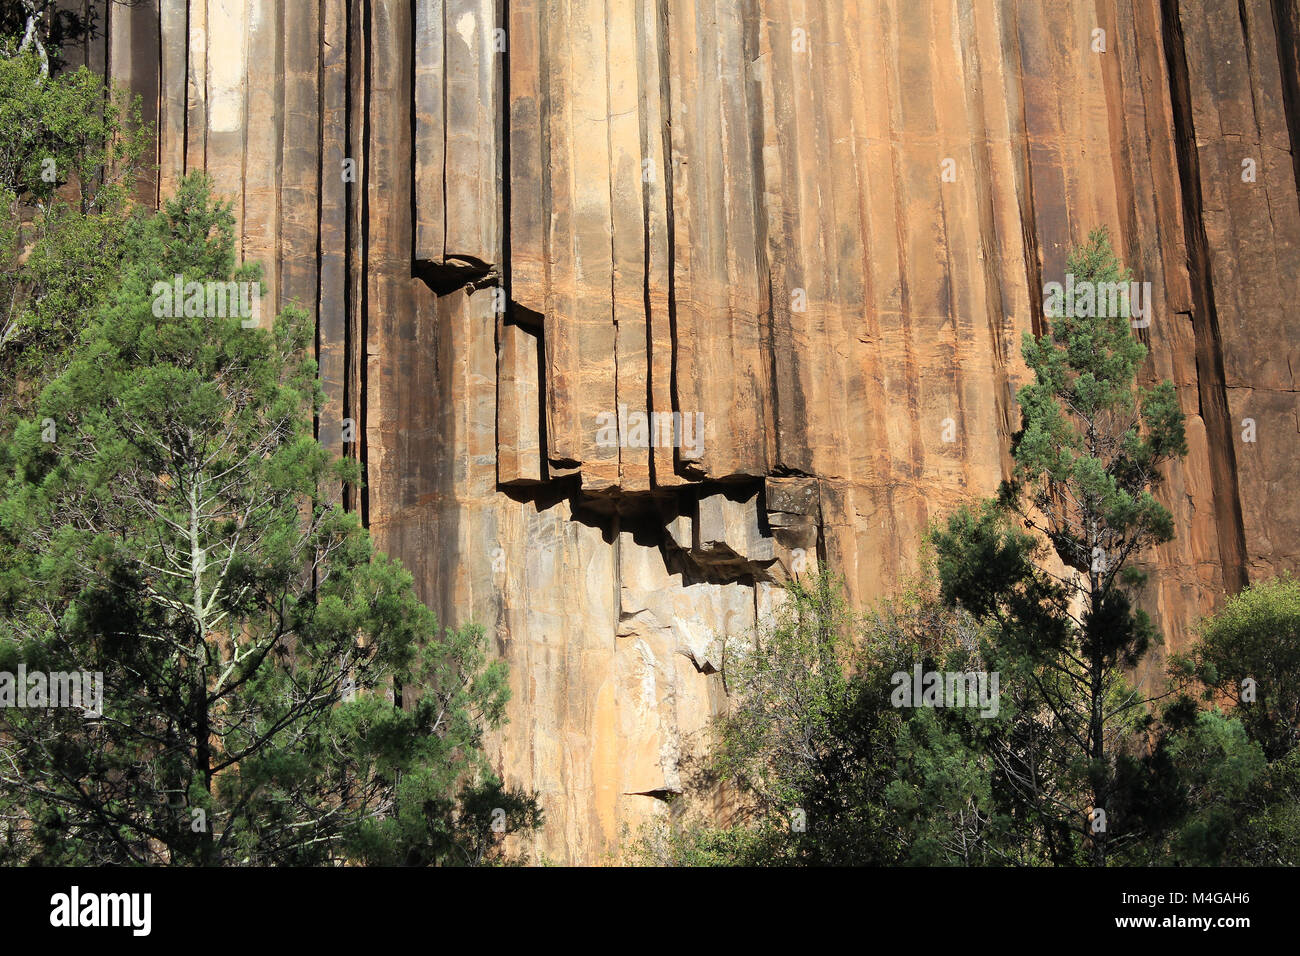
415,0,502,271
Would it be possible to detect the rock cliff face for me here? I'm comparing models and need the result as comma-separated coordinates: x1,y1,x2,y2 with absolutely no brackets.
70,0,1300,862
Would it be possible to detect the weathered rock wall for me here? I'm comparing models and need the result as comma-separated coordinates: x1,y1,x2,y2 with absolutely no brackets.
71,0,1300,862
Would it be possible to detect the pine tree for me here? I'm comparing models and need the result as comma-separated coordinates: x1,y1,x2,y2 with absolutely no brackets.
0,43,150,394
0,174,538,865
931,227,1187,865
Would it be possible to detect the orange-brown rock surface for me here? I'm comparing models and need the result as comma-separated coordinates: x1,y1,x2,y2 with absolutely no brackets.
70,0,1300,862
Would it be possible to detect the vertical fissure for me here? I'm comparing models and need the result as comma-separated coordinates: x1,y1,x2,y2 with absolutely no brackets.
1270,0,1300,214
1160,0,1250,595
359,0,372,528
343,0,356,514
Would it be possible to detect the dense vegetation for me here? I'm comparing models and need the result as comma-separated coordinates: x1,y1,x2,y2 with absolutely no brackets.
635,232,1299,867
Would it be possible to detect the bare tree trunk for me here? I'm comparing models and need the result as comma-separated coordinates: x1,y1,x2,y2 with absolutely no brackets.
18,2,50,80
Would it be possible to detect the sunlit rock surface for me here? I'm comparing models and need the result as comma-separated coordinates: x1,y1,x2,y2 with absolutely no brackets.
78,0,1300,862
